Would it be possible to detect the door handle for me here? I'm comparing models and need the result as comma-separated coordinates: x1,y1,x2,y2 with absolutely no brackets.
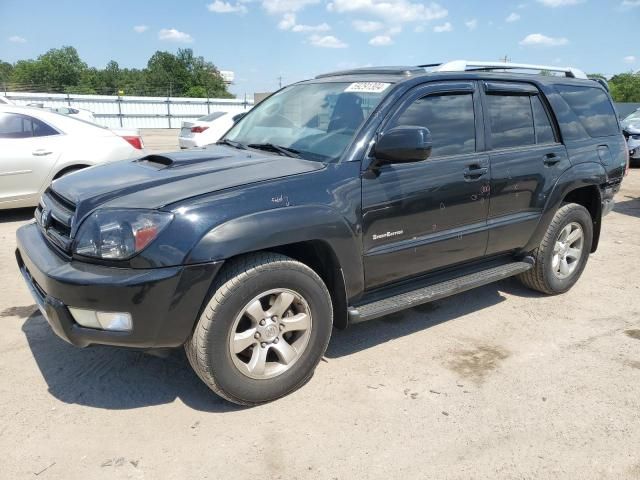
32,149,53,156
543,153,561,166
463,165,488,180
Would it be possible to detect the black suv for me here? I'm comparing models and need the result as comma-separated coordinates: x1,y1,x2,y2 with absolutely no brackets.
16,61,627,405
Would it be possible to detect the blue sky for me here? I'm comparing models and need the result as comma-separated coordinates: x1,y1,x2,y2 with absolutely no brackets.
0,0,638,97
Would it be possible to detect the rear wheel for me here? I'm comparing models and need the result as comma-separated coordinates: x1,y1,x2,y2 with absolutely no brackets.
185,252,333,406
519,203,593,294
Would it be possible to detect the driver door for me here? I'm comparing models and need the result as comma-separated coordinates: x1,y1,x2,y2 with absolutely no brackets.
361,81,490,289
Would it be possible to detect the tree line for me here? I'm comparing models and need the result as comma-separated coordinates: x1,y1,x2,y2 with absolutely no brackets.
0,46,233,98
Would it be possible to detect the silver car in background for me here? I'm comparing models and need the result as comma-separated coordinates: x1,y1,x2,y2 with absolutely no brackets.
622,109,640,166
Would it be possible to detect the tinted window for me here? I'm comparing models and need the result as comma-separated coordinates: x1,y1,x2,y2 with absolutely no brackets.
531,96,556,144
487,94,535,149
556,85,619,137
32,118,58,137
0,113,57,138
391,94,475,157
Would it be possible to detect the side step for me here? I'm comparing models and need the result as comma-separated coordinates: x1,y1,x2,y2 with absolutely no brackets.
348,260,533,324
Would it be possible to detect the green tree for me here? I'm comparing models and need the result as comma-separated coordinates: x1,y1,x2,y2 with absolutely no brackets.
11,46,87,91
608,73,640,102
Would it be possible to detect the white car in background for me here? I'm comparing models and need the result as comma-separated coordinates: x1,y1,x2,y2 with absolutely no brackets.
622,109,640,166
0,105,146,209
178,111,248,149
51,106,96,123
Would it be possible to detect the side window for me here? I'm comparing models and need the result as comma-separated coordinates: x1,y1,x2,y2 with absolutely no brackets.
31,118,58,137
0,113,34,139
555,85,619,137
390,93,476,157
487,94,535,149
531,96,556,144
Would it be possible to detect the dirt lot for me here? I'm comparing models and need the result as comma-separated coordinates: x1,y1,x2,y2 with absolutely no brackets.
1,131,639,479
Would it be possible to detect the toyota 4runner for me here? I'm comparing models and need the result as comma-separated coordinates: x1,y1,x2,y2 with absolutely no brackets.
16,60,628,405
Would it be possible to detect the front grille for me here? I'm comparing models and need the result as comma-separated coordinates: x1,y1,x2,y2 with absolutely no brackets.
35,188,77,253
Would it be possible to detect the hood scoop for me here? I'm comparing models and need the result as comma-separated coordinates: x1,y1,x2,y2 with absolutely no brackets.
136,150,233,169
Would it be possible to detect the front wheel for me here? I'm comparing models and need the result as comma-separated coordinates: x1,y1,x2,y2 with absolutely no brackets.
185,252,333,406
519,203,593,295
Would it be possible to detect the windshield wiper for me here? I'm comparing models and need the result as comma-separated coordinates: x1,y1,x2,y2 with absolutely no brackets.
247,143,301,158
216,139,247,150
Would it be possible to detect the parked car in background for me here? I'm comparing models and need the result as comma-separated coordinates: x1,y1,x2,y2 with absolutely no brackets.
0,105,145,209
0,96,14,105
51,106,96,124
178,111,247,149
622,109,640,166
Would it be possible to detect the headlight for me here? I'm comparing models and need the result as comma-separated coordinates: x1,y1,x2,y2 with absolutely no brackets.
73,209,173,260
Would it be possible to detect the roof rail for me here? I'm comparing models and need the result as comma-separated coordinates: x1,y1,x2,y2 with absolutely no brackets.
432,60,588,79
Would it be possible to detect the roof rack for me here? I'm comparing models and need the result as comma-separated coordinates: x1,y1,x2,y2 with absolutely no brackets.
431,60,588,79
315,66,424,79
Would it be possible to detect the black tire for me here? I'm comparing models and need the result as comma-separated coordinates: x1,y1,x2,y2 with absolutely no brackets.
185,252,333,406
518,203,593,295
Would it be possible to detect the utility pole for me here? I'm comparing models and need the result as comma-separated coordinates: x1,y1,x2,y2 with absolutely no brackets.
277,76,283,89
500,55,511,63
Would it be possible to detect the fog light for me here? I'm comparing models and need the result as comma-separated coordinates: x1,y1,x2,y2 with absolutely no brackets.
69,308,132,332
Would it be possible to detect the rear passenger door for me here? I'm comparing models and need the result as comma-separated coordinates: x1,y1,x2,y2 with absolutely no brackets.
482,82,569,255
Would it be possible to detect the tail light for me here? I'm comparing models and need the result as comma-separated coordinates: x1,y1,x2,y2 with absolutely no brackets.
191,126,209,134
121,135,144,150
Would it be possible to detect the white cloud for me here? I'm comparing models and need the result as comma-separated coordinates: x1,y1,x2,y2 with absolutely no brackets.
464,19,478,30
506,12,521,22
621,0,640,6
519,33,568,46
8,35,26,43
279,13,330,32
328,0,447,24
536,0,583,6
293,22,331,32
353,19,384,32
158,28,194,43
369,35,393,46
624,55,637,64
309,34,347,48
133,25,149,33
433,21,452,32
278,12,297,29
207,1,248,14
263,0,319,14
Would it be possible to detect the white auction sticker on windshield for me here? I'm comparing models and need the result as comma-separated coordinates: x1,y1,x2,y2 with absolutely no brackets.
344,82,391,93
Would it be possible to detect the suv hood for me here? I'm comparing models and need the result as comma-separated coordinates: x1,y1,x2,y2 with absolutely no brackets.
50,146,325,219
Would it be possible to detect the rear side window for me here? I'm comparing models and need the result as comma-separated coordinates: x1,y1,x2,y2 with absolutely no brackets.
555,85,619,137
391,93,476,157
531,96,556,144
487,95,535,149
0,113,58,138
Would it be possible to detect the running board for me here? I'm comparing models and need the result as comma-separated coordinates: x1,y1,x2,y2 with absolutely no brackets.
348,260,533,324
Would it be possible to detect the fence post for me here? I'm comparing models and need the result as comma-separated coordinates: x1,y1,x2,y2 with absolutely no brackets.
167,96,171,129
117,95,123,128
66,93,71,107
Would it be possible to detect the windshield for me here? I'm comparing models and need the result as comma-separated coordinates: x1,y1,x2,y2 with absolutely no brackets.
622,111,640,129
224,81,391,162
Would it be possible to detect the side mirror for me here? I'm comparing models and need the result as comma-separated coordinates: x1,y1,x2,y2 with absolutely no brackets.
232,112,246,123
373,126,433,165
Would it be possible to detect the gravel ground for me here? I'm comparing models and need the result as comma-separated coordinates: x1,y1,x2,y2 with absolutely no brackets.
1,131,639,479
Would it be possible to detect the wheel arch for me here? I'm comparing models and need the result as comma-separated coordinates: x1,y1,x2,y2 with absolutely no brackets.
52,163,91,180
523,162,605,253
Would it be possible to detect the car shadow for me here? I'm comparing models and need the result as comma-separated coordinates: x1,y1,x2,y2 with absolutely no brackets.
613,195,640,219
326,277,539,358
0,207,33,224
20,277,539,411
21,312,242,413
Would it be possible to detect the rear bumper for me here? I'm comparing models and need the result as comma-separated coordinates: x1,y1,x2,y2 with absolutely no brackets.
178,136,200,149
16,222,222,349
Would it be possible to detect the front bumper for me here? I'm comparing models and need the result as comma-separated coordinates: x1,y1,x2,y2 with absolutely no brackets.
16,222,222,348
